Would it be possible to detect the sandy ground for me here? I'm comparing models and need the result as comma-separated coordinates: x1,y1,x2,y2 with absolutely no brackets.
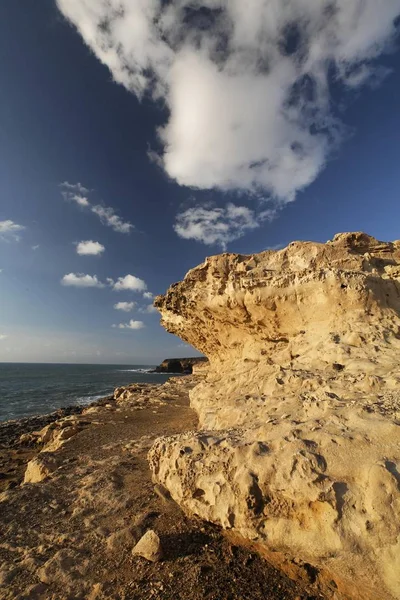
0,376,323,600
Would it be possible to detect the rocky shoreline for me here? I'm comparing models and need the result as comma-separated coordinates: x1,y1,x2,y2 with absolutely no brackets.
0,374,318,600
2,232,398,600
0,398,112,494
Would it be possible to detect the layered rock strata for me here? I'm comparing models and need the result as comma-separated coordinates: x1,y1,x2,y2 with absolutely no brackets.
150,232,400,600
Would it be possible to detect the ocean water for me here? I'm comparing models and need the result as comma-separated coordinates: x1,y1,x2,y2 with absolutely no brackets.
0,363,172,422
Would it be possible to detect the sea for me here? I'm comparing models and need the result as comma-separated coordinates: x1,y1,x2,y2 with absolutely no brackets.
0,363,172,422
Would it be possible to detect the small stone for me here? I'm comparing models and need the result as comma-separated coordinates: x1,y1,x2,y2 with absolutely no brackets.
132,530,163,562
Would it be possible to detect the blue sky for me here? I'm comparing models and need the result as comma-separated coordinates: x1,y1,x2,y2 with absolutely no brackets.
0,1,400,364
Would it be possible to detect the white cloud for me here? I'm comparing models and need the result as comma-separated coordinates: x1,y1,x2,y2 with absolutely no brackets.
60,182,133,233
61,181,89,194
0,334,8,341
32,245,40,251
56,0,400,204
113,274,147,292
115,320,145,330
60,181,90,207
73,195,90,207
143,291,154,300
139,304,158,314
174,203,262,249
114,301,136,312
0,220,25,241
61,273,105,288
76,240,105,256
91,205,133,234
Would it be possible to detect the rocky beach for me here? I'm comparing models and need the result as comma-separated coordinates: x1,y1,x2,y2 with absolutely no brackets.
1,232,399,600
0,374,318,600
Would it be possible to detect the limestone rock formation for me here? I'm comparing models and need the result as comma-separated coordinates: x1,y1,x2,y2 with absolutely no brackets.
149,233,400,600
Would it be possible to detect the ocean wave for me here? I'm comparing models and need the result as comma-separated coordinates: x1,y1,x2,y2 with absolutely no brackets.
116,368,154,373
75,394,108,406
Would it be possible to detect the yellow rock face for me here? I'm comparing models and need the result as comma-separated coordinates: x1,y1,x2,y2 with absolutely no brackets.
150,232,400,600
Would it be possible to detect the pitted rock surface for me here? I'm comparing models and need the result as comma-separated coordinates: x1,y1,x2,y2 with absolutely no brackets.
150,233,400,600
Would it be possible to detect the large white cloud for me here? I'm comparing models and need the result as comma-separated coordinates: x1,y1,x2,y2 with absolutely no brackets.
61,273,105,287
0,220,25,241
76,240,105,256
56,0,400,203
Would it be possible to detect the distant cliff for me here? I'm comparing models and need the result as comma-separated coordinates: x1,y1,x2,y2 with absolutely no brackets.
152,357,208,374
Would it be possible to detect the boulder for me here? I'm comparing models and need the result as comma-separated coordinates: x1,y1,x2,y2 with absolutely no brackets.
149,232,400,600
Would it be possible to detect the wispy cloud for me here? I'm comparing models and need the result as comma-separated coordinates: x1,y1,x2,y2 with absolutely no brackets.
61,273,105,288
76,240,105,256
113,274,147,292
264,243,286,251
0,334,8,341
0,220,25,241
174,203,264,249
143,291,154,300
113,320,145,330
91,205,133,234
60,182,90,207
114,301,136,312
60,181,133,233
56,1,400,206
32,245,40,251
61,181,89,194
139,304,158,314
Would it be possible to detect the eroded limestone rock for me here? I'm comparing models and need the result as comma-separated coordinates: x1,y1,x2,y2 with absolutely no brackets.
149,232,400,600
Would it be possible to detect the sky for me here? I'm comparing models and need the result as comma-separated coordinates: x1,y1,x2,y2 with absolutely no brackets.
0,1,400,364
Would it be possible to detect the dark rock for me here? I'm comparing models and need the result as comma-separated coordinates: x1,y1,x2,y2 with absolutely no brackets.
152,357,208,374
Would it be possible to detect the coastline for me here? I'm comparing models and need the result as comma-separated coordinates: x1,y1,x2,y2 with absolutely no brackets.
0,396,112,493
0,374,318,600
